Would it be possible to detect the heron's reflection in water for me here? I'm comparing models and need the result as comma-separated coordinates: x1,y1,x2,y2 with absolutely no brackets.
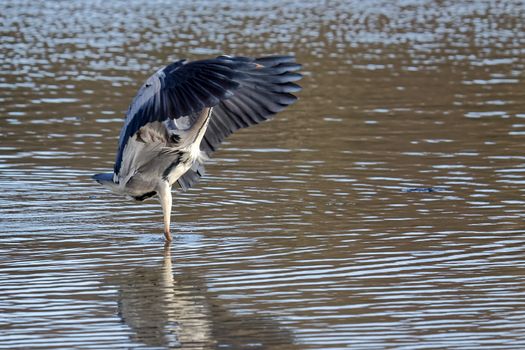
116,243,299,349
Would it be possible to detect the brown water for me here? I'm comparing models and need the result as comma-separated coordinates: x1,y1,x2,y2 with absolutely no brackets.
1,1,525,349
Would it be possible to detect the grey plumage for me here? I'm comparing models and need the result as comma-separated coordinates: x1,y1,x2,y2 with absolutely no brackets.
93,54,302,240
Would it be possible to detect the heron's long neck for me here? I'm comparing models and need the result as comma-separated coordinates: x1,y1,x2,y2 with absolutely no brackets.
179,107,212,149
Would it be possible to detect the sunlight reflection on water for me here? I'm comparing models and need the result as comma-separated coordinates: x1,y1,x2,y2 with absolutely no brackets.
1,0,525,349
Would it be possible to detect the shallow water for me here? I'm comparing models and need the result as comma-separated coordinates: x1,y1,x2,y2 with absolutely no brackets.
1,0,525,349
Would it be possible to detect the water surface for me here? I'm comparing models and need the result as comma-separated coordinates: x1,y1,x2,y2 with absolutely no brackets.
1,1,525,349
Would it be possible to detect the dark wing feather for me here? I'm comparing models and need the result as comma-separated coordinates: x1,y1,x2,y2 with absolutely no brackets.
176,55,302,190
177,162,206,192
201,55,302,154
114,58,254,175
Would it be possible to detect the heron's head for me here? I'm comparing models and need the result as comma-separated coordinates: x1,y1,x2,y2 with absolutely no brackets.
92,172,125,196
92,173,114,185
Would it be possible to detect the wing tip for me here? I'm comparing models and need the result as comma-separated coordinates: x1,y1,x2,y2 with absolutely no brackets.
255,55,297,66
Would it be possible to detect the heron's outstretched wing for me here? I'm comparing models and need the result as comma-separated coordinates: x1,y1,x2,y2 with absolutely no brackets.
202,56,302,154
176,55,302,190
114,57,255,176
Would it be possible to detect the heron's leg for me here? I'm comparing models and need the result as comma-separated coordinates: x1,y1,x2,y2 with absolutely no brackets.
158,181,173,241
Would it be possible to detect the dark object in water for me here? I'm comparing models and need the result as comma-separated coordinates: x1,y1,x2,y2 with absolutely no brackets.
403,187,446,193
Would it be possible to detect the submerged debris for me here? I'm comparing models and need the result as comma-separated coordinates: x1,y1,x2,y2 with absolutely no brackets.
403,187,447,193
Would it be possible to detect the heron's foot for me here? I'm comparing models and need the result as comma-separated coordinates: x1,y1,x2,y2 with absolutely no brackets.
164,230,172,242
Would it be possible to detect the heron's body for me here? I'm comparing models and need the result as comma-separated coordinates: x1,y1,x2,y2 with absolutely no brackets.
93,55,302,241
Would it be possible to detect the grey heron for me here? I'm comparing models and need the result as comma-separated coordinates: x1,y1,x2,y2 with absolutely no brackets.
93,55,302,241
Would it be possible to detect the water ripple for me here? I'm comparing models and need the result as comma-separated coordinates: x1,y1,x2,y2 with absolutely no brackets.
2,0,525,349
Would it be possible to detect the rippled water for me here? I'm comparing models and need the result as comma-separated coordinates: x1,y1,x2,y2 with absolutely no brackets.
2,0,525,349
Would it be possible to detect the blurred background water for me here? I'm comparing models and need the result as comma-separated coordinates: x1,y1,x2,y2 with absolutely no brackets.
1,0,525,349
